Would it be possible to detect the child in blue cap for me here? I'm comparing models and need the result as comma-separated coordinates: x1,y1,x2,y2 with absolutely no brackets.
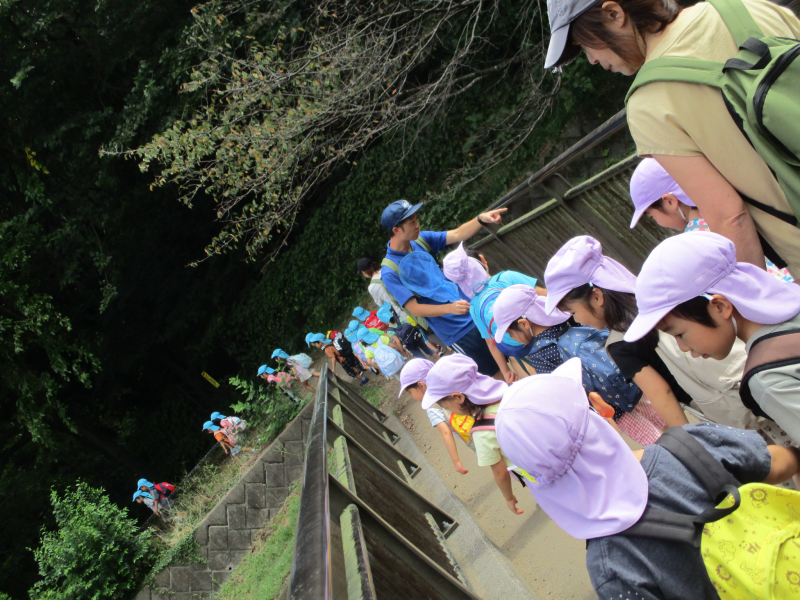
135,479,175,515
356,325,406,379
272,349,319,394
308,332,368,386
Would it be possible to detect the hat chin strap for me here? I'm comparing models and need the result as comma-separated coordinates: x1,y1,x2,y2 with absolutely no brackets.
677,206,688,222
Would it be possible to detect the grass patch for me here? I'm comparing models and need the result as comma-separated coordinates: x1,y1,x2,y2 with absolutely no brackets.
358,383,386,409
216,485,302,600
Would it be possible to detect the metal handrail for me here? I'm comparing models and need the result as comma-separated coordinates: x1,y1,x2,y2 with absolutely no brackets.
287,364,331,600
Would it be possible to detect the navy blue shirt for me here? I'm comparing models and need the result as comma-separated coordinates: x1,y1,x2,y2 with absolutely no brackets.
381,231,475,347
586,424,771,600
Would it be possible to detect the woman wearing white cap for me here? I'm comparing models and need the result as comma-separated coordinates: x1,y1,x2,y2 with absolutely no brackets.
421,354,525,515
543,0,800,278
627,231,800,446
544,236,758,432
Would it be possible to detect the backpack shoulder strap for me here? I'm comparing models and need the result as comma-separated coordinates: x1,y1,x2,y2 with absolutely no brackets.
626,58,725,103
415,236,433,254
656,427,741,497
706,0,764,47
741,329,800,413
469,414,497,438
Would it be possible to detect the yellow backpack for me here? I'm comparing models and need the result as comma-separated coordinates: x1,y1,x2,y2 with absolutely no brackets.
622,427,800,599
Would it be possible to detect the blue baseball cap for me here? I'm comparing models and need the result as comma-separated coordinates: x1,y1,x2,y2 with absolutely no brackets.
210,412,226,421
133,490,148,502
377,303,394,324
381,200,423,231
357,327,380,345
305,332,316,347
272,349,290,360
352,307,370,321
203,421,219,431
308,333,331,346
348,319,360,330
137,479,154,489
257,364,270,376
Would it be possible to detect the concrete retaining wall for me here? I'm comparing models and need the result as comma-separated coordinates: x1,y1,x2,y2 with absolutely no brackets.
136,401,314,599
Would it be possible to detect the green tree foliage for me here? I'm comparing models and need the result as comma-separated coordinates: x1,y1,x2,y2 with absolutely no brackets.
29,482,152,600
129,0,559,262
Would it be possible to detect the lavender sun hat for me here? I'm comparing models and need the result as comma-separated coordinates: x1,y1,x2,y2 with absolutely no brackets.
496,358,648,539
629,158,696,229
492,285,570,344
442,243,489,299
421,354,508,410
398,359,434,397
544,236,638,314
625,232,800,342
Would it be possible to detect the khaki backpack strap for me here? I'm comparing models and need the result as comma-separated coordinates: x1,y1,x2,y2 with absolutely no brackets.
741,329,800,414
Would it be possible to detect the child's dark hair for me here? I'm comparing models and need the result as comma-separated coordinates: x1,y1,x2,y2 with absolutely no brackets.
462,395,489,420
557,283,659,353
669,296,718,328
507,318,525,333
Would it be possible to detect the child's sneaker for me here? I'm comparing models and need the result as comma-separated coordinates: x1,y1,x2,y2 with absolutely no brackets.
360,377,369,387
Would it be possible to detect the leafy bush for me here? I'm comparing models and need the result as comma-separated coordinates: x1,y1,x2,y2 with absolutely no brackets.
228,375,305,434
29,482,152,600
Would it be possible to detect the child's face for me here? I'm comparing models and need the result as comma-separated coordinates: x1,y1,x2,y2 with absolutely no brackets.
140,486,148,491
645,194,687,231
507,318,533,345
408,382,426,402
581,44,639,76
259,373,269,380
136,497,143,504
562,295,606,330
659,305,737,360
437,393,468,416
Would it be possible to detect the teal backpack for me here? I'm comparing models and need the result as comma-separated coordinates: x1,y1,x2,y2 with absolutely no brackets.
626,0,800,227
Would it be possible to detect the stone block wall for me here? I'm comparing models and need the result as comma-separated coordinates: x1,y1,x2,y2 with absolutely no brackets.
136,401,314,599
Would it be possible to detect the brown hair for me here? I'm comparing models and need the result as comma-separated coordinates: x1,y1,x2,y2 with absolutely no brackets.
568,0,681,67
462,395,493,421
557,283,659,354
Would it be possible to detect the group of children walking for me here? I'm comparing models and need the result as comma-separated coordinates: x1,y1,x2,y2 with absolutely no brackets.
134,411,248,517
386,152,800,598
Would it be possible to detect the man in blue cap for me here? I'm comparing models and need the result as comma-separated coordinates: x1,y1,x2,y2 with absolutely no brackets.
380,199,507,377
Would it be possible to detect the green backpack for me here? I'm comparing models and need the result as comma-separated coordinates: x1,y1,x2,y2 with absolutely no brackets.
621,427,800,599
626,0,800,227
380,236,433,330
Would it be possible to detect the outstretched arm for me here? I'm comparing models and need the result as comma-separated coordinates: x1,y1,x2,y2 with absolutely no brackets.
435,423,468,475
445,209,507,244
491,460,523,515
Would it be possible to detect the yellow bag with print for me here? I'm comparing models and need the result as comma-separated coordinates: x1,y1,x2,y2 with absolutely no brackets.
701,482,800,599
621,427,800,599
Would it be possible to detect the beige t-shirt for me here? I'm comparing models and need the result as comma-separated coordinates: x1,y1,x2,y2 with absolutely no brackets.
627,0,800,276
